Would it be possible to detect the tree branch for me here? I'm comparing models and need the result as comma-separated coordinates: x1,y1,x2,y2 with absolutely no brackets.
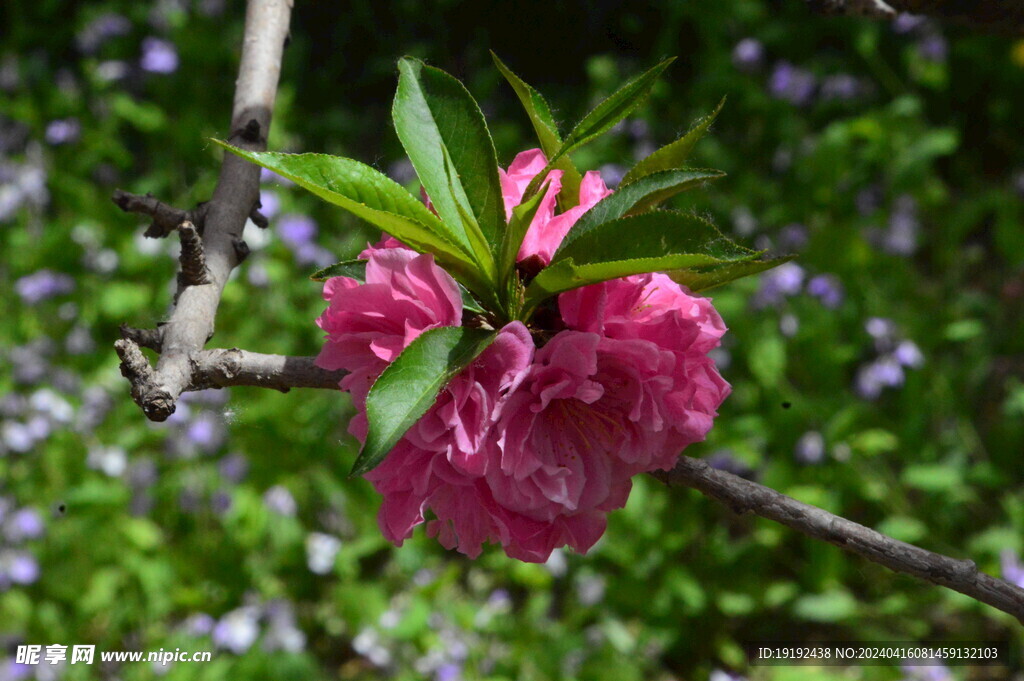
189,348,344,392
119,338,1024,623
114,0,293,421
804,0,1024,33
653,456,1024,625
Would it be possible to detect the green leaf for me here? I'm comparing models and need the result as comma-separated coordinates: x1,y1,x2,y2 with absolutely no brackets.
521,57,676,201
524,211,760,312
354,326,496,476
460,286,487,314
552,210,756,267
620,97,725,186
392,57,504,273
310,259,367,282
554,168,725,258
558,57,675,163
668,255,795,292
212,143,487,293
490,51,584,211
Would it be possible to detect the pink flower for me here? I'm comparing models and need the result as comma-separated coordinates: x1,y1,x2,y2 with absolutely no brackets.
317,155,731,564
314,242,461,417
560,272,728,355
559,274,732,465
499,149,613,266
366,322,536,557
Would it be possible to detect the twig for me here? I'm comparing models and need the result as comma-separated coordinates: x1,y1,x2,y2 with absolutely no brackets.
806,0,895,18
176,221,211,286
111,190,207,238
119,324,163,352
804,0,1024,33
114,0,292,421
653,456,1024,625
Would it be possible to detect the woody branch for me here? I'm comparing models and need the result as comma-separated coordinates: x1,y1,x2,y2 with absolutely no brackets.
112,0,296,421
803,0,1024,33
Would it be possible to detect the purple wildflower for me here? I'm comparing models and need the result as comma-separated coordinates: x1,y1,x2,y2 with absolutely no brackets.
44,119,81,145
1000,549,1024,588
807,274,844,309
872,195,919,256
306,532,341,575
706,450,755,479
893,13,926,34
185,412,226,454
917,34,948,62
213,607,261,654
0,660,33,681
599,163,626,189
1,422,35,453
435,663,462,681
893,340,924,368
260,167,294,186
866,317,897,341
140,37,179,74
769,61,816,106
211,490,232,514
5,508,44,542
181,613,216,636
263,485,297,516
15,270,74,304
277,214,316,248
777,223,809,251
855,357,905,400
76,13,131,53
753,262,805,307
294,242,335,267
258,190,280,219
6,551,40,584
732,38,764,72
263,600,306,652
795,431,826,465
900,662,952,681
219,453,249,482
87,445,127,477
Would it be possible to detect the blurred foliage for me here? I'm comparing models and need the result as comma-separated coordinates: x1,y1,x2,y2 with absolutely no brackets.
1,0,1023,679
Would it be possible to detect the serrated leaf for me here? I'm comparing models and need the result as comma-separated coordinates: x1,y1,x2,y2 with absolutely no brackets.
620,97,725,186
490,51,584,211
669,255,795,292
553,210,756,267
524,212,760,313
554,168,725,259
354,327,496,476
213,143,487,293
310,259,367,282
460,286,487,314
392,57,503,273
522,57,676,201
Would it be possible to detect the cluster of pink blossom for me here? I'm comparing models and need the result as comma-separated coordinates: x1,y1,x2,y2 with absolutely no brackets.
314,150,731,562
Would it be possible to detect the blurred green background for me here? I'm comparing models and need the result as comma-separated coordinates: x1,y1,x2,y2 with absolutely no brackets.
1,0,1023,679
